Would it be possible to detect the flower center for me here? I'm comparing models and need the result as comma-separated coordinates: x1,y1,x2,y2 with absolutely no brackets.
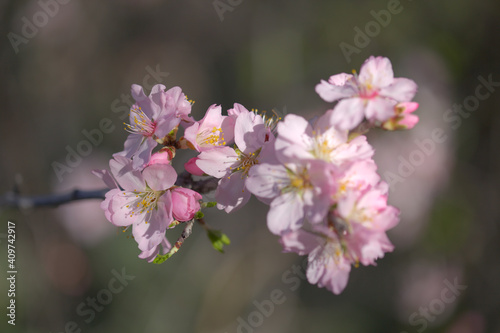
359,82,379,99
197,126,225,148
230,148,260,177
284,166,312,195
311,135,335,161
122,188,165,224
124,107,156,137
347,204,373,226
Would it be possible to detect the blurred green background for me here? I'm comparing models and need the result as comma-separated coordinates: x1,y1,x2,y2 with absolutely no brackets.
1,0,499,332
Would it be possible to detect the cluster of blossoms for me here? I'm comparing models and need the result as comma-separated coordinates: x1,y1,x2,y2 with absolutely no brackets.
95,56,418,294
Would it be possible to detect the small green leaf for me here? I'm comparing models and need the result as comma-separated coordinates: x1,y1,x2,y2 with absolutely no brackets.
153,253,173,264
206,229,231,253
201,201,217,208
194,211,204,219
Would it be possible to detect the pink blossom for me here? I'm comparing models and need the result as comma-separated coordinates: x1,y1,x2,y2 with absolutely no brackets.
333,159,380,201
335,181,399,233
94,155,177,260
171,188,202,221
316,56,418,130
281,222,394,294
196,110,275,213
183,104,235,152
246,160,335,235
120,84,192,168
275,113,373,166
280,226,351,294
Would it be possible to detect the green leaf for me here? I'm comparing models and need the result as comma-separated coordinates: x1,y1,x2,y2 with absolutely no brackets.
206,229,231,253
153,253,173,264
194,211,204,219
201,201,217,208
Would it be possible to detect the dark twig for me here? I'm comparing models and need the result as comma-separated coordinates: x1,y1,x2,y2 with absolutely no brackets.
0,189,108,209
0,171,219,210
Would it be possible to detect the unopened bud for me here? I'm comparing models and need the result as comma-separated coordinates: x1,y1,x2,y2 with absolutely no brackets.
147,147,175,166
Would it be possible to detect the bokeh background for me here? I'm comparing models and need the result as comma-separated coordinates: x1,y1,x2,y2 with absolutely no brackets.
1,0,499,332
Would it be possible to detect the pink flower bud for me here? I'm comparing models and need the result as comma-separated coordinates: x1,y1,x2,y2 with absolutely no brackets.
184,157,205,176
171,188,202,221
382,102,419,130
147,147,175,166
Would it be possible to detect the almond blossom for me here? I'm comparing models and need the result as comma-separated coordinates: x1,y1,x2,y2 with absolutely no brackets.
315,56,418,130
94,154,177,262
196,109,275,212
120,84,193,168
281,222,394,294
91,55,419,295
246,160,335,235
280,178,398,294
275,113,373,166
183,104,235,152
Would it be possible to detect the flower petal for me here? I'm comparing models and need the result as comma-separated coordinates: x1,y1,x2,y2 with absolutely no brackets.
328,98,365,131
142,164,177,191
380,78,418,102
215,175,251,213
196,146,239,178
109,155,145,191
315,73,356,102
267,191,305,235
359,56,394,88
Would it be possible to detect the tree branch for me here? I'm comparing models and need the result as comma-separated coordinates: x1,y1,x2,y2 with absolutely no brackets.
0,189,108,209
0,171,219,210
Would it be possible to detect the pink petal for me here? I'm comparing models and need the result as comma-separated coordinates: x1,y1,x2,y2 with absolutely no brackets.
314,259,351,295
184,157,205,176
267,191,305,235
364,97,397,123
155,113,180,138
142,164,177,191
108,190,141,226
275,114,313,163
246,163,288,200
328,98,365,131
234,112,265,154
109,155,145,191
380,78,418,102
183,122,200,151
132,137,158,169
215,174,251,213
196,146,239,178
92,169,118,189
228,103,250,117
359,56,394,88
399,114,419,129
315,73,356,102
280,229,320,255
